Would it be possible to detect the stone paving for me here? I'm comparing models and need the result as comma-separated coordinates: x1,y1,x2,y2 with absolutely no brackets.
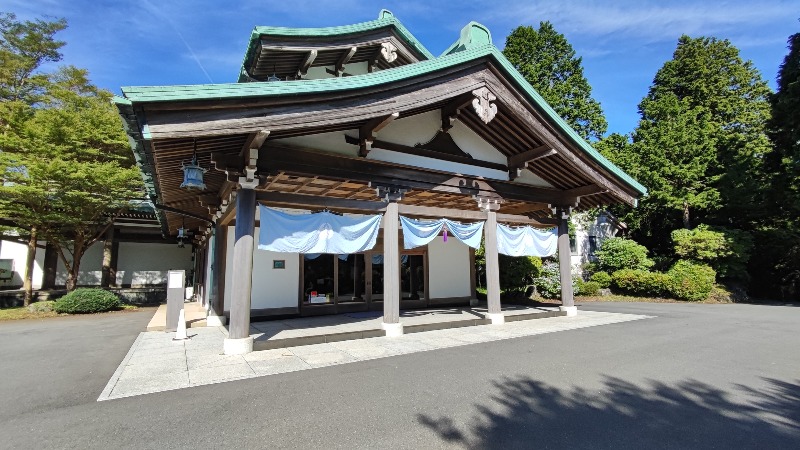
98,310,652,401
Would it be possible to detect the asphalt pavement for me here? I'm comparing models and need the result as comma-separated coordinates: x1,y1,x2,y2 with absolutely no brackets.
0,302,797,449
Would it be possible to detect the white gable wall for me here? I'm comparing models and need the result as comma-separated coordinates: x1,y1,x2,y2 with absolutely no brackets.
272,110,553,187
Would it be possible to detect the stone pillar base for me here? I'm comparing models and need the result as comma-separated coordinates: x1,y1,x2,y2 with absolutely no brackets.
486,313,505,325
223,336,253,355
382,322,404,337
560,306,578,316
206,314,227,327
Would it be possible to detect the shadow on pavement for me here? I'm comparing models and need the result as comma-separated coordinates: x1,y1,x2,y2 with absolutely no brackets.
418,375,799,448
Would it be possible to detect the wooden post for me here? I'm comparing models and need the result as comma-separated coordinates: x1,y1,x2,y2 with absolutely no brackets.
225,187,257,353
212,224,227,320
556,207,577,316
477,197,503,324
382,201,402,335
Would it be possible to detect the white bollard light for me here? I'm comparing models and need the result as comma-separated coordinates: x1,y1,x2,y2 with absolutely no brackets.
173,308,189,341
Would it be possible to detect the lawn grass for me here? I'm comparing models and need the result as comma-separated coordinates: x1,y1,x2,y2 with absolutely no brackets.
0,304,139,321
0,307,59,321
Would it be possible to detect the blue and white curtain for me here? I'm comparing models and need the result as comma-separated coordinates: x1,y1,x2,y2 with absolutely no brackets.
258,206,382,254
399,216,484,249
496,224,557,257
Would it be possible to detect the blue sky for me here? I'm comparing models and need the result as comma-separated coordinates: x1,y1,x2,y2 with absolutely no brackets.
7,0,798,136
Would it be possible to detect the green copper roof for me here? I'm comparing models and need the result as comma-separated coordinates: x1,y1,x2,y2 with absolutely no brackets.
237,9,434,82
118,21,646,197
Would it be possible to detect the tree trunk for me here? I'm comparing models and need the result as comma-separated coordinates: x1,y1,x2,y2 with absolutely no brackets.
682,200,691,229
23,227,37,307
64,237,85,292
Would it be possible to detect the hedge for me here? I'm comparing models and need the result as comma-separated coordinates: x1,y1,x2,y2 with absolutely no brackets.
611,269,669,297
54,288,120,314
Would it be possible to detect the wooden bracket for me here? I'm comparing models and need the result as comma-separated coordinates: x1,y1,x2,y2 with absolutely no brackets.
440,93,474,133
358,112,399,157
296,50,317,78
507,144,557,180
335,47,357,77
370,182,408,202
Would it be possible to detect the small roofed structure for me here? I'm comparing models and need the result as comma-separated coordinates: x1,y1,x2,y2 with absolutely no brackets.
116,10,645,354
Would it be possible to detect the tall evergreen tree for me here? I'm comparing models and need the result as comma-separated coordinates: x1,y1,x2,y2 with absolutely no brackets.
768,33,800,224
0,13,141,297
619,35,771,252
503,21,607,141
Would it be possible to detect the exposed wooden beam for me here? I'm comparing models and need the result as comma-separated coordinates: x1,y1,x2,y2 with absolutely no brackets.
562,184,606,198
257,191,387,212
296,50,317,78
357,112,398,157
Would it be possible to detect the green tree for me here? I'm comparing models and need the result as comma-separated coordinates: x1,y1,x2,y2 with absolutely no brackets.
671,225,753,280
0,14,141,297
768,33,800,224
616,36,772,253
503,21,607,141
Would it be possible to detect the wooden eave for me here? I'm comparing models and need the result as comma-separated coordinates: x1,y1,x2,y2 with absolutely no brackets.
245,29,425,81
121,56,643,235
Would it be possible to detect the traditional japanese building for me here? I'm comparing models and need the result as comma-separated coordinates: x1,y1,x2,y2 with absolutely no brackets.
115,10,646,354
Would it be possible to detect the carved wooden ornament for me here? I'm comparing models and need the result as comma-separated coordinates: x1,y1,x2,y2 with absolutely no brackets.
380,42,398,63
472,87,497,124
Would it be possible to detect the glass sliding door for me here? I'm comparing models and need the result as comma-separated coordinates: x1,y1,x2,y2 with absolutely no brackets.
302,254,334,305
336,254,366,304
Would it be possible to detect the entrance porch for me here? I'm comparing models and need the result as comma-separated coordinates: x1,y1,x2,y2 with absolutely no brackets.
245,303,565,351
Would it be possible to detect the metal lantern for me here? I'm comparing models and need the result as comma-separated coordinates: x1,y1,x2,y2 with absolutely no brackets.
180,154,207,190
176,226,187,248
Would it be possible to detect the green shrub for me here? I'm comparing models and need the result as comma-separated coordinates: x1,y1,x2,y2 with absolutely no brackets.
27,301,56,313
671,225,753,280
589,271,612,288
533,261,563,299
666,260,716,301
611,269,669,297
499,255,542,292
576,280,601,296
595,238,654,273
54,288,120,314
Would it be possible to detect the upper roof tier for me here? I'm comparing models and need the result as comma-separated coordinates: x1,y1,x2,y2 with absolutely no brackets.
238,10,434,82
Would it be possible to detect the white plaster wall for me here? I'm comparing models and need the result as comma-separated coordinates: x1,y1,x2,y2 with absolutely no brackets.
0,239,45,289
427,237,472,299
115,242,192,287
252,227,300,309
55,242,103,286
223,226,300,311
305,61,368,80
